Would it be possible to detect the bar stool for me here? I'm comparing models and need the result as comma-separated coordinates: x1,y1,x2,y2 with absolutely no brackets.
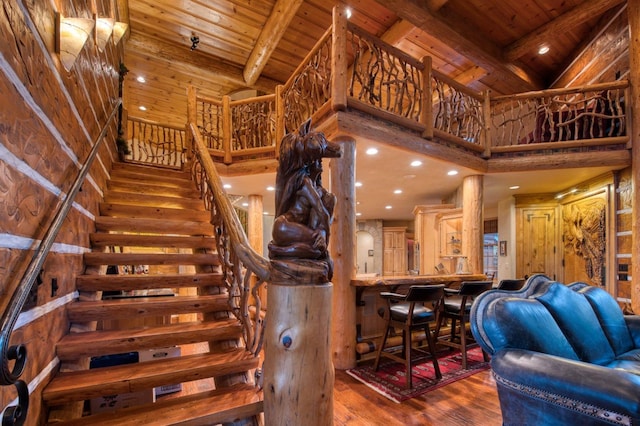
434,280,493,369
373,284,445,389
495,278,525,291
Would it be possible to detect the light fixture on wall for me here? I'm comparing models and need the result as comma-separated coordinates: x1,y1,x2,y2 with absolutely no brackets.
55,12,95,72
95,15,115,51
190,34,200,51
112,21,128,45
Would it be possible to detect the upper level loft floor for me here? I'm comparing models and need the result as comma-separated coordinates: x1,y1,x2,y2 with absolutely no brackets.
121,2,631,221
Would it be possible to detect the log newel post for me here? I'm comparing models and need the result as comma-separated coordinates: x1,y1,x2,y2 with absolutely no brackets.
263,121,341,425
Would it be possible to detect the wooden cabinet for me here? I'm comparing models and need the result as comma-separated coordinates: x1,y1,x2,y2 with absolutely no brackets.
383,227,406,276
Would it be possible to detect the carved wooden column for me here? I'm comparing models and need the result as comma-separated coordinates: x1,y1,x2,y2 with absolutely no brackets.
330,136,356,369
263,122,340,425
462,175,484,274
247,194,266,308
629,0,640,313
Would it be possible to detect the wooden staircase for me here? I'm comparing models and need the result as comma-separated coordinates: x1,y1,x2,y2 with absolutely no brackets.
43,162,263,425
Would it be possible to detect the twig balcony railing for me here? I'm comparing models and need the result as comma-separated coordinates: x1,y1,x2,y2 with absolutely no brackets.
155,9,626,170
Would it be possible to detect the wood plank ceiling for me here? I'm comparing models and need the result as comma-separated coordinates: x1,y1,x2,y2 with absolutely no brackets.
119,0,628,220
122,0,625,128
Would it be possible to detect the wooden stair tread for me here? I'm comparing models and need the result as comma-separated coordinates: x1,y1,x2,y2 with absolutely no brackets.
49,383,263,426
108,176,194,191
94,217,213,235
57,320,242,360
99,203,210,221
89,233,216,249
103,192,205,210
67,294,229,321
111,163,191,180
107,182,200,199
83,252,219,266
43,350,259,405
76,272,223,291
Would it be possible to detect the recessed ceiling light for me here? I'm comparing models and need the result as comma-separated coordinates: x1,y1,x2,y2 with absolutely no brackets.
263,211,269,215
394,189,402,194
447,170,458,176
242,202,249,207
355,182,363,187
136,76,146,83
266,186,275,191
345,8,352,19
365,147,378,155
509,185,520,190
223,184,231,189
410,160,422,167
538,45,550,55
356,212,362,216
138,105,147,111
385,205,392,209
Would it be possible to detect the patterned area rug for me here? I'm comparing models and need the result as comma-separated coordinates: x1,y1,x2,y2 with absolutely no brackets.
346,347,490,403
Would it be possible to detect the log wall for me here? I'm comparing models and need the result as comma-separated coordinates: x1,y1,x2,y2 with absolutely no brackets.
0,0,123,421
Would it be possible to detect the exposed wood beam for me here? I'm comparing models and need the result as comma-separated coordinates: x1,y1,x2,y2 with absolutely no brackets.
505,0,626,61
380,18,415,45
243,0,304,86
126,32,279,94
375,0,542,92
426,0,450,12
382,19,487,87
452,65,487,87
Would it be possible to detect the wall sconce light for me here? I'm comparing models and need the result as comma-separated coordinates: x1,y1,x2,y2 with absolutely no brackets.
55,12,95,72
112,21,128,45
190,34,200,51
95,16,115,51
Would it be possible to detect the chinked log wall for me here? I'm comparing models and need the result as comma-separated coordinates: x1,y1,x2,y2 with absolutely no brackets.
0,0,123,422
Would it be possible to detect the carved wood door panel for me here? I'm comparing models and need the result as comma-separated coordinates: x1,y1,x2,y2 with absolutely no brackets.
519,208,557,280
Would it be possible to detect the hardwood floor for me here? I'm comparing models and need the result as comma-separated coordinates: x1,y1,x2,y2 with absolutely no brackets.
334,368,502,425
162,343,502,425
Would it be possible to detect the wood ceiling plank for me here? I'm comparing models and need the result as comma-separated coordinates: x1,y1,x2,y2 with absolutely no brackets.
505,0,626,61
375,0,542,92
125,32,279,93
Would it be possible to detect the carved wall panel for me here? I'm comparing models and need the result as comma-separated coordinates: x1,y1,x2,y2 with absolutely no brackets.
562,195,607,287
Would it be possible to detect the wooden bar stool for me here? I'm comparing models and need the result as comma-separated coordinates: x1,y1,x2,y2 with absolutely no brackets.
434,280,493,369
373,284,445,389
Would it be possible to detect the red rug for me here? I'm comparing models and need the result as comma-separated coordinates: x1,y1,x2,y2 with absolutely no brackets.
345,347,490,403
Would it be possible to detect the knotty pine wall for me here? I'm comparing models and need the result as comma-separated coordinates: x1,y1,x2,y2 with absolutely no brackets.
0,0,123,422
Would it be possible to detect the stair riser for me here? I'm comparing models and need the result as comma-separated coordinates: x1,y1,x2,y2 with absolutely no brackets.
104,193,205,210
76,273,223,291
107,184,200,199
94,217,213,236
90,234,216,249
83,253,219,266
111,163,190,180
67,297,229,322
99,203,210,222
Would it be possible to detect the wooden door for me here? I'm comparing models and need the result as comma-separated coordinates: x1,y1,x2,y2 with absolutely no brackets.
519,208,557,279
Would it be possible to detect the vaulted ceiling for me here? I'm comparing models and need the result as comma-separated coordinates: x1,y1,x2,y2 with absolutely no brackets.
120,0,628,220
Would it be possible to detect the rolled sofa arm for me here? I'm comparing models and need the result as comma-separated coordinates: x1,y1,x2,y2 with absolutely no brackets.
492,349,640,426
625,315,640,347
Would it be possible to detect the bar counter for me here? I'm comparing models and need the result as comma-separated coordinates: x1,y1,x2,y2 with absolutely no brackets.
351,273,488,287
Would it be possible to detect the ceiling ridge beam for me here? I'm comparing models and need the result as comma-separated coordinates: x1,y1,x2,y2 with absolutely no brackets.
505,0,626,62
375,0,542,92
243,0,304,86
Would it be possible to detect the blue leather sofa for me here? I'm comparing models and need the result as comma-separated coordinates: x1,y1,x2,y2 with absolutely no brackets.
470,274,640,425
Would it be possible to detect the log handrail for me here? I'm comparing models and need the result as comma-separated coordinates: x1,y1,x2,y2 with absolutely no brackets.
0,100,121,425
186,112,270,356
